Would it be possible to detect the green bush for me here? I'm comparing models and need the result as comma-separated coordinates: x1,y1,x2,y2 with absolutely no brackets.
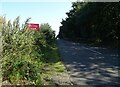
40,23,55,44
0,16,59,85
1,16,48,85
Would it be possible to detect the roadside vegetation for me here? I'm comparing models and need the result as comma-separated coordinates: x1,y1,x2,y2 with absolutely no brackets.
0,16,66,85
58,2,120,48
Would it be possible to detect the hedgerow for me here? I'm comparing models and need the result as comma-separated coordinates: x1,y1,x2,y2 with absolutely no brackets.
0,16,56,85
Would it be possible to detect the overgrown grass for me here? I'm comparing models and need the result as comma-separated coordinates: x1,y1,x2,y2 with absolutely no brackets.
40,42,66,85
1,16,66,85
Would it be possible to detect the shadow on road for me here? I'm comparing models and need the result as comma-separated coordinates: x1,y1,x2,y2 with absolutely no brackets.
57,39,120,86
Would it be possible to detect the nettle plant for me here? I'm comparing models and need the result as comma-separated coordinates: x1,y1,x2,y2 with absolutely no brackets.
1,16,47,85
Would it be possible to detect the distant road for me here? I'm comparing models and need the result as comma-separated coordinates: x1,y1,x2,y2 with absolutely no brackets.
57,39,120,86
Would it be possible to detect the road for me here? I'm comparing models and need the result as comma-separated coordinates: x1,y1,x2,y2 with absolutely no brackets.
57,39,120,86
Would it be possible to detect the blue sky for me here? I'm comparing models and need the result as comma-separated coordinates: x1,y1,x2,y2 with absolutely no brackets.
0,1,73,35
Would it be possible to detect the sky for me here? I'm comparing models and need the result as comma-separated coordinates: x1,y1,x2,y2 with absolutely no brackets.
0,0,75,35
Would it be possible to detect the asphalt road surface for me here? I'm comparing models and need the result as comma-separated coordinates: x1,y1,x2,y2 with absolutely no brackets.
57,39,120,86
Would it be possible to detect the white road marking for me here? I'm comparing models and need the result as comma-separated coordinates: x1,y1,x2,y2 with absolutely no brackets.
82,46,102,55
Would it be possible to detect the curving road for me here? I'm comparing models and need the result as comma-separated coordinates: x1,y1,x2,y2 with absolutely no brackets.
57,39,120,86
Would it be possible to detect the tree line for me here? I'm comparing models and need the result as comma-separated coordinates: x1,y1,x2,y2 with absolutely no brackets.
58,2,120,48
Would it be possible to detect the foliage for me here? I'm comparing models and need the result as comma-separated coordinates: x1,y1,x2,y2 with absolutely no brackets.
58,2,120,48
40,23,55,45
0,16,58,85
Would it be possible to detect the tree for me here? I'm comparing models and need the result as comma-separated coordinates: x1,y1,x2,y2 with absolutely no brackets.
40,23,55,44
58,2,120,48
